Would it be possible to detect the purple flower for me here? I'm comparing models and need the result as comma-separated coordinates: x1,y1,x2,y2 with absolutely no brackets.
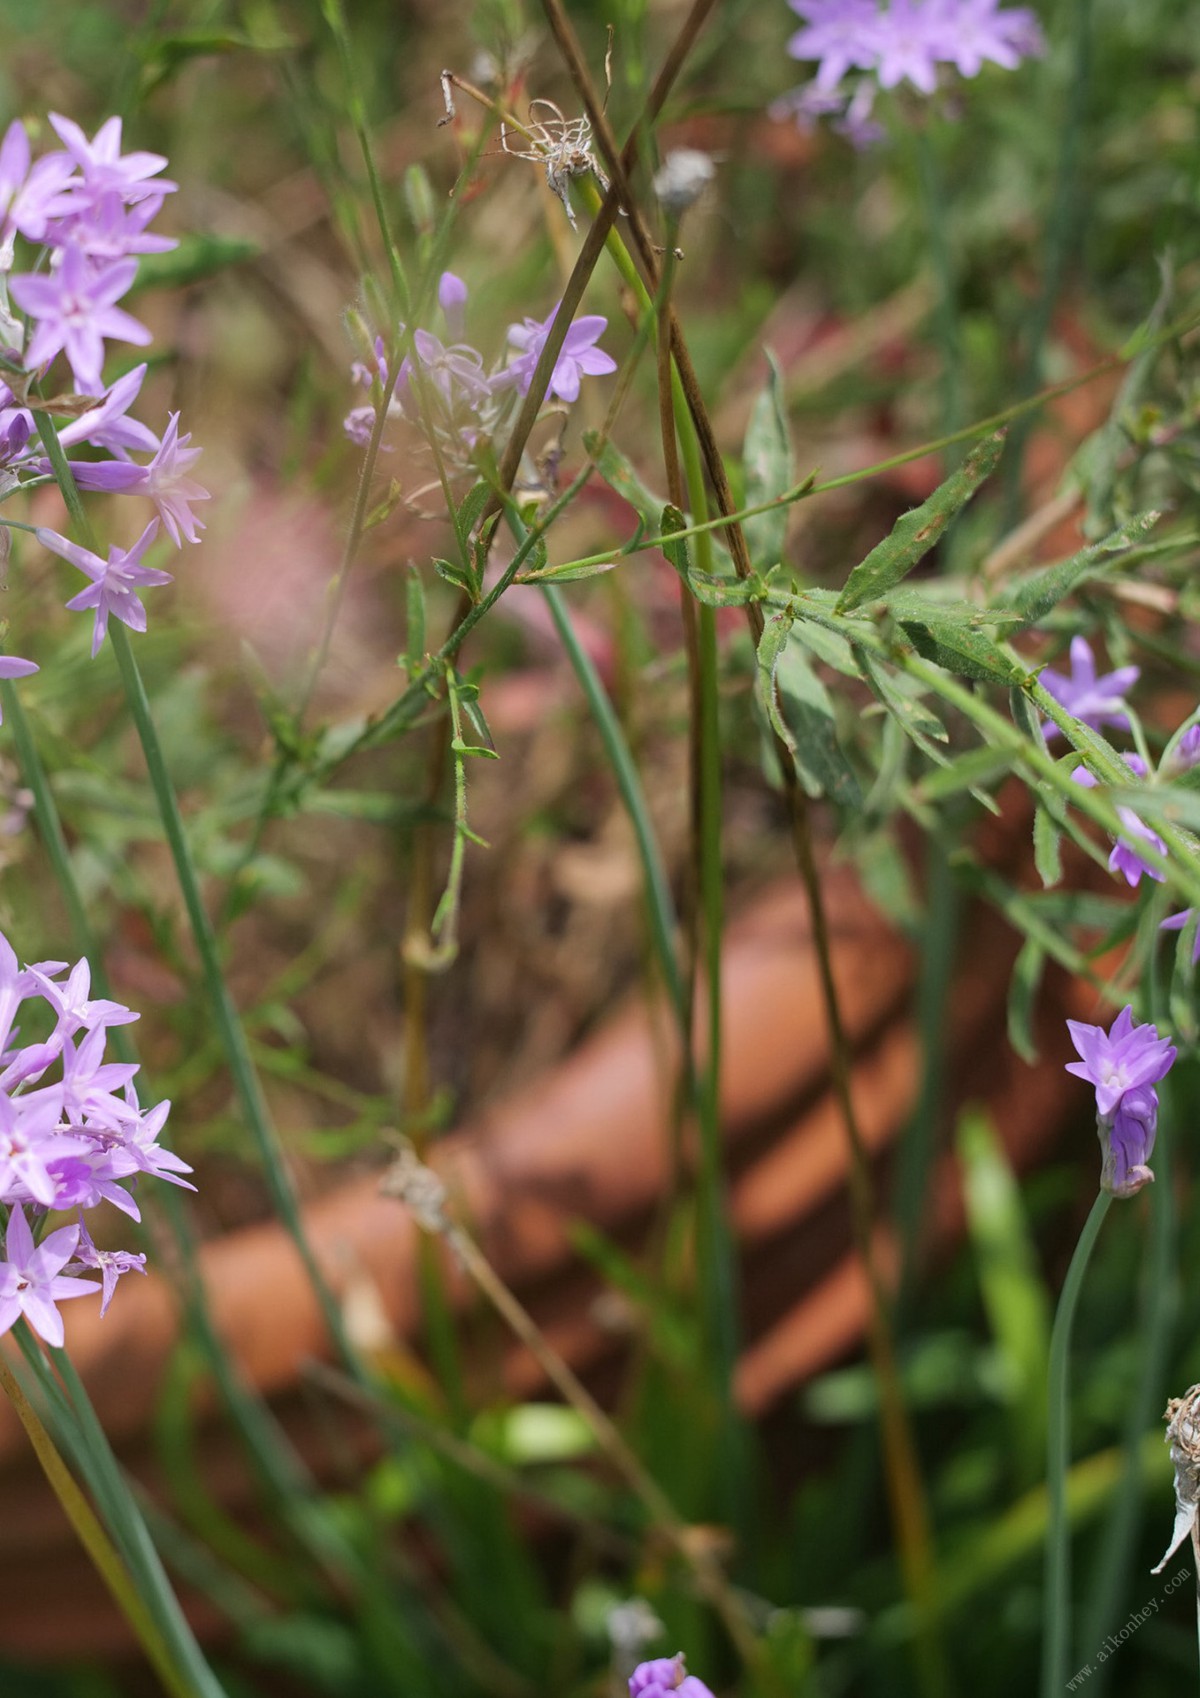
438,271,469,341
10,244,151,396
56,364,158,454
0,1086,72,1208
1066,1005,1176,1119
411,329,492,411
125,413,209,546
47,113,175,208
0,655,38,725
787,0,883,89
1041,637,1139,739
630,1657,714,1698
929,0,1044,75
1107,810,1167,887
29,959,139,1041
0,121,75,250
1166,722,1200,775
0,1207,96,1347
779,0,1045,142
499,304,617,404
53,189,178,263
873,0,943,91
66,1220,146,1318
1072,757,1165,887
1066,1007,1176,1199
1161,909,1200,965
37,520,172,655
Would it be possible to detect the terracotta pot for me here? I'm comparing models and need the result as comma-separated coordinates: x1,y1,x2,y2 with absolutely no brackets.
0,827,1091,1663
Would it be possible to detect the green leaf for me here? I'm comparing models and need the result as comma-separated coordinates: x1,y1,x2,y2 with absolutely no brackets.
917,746,1010,804
583,432,666,529
1033,807,1063,888
760,625,862,805
854,645,950,754
1006,936,1044,1065
900,609,1022,684
131,235,260,294
686,567,764,607
518,557,617,584
404,567,426,674
1002,510,1160,625
956,1107,1049,1470
433,557,475,595
742,350,794,570
456,480,493,542
835,430,1005,613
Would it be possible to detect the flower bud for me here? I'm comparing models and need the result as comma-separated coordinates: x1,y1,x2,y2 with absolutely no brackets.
652,149,715,219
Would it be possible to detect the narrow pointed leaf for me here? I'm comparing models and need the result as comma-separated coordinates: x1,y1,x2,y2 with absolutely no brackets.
835,430,1005,613
742,350,794,570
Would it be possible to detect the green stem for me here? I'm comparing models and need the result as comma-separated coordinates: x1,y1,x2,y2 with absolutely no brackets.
20,1338,228,1698
913,123,964,445
673,374,738,1401
1042,1190,1112,1698
108,620,363,1375
0,1350,213,1698
539,582,685,1024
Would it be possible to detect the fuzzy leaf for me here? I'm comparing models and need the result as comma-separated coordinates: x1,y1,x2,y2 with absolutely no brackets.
765,630,862,806
835,431,1005,613
1002,510,1160,625
901,610,1022,684
742,351,795,570
584,433,667,529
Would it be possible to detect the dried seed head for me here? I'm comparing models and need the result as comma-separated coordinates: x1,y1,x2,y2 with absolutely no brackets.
500,99,609,230
380,1140,449,1235
1152,1383,1200,1572
652,148,715,219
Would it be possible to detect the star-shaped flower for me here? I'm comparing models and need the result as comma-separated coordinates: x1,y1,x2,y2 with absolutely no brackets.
498,303,617,404
37,519,172,656
0,1206,96,1348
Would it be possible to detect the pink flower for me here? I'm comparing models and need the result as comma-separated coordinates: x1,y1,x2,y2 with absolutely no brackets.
37,519,172,656
0,1207,96,1348
499,303,617,404
10,243,151,396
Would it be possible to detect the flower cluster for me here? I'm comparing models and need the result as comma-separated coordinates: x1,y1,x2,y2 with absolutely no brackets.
630,1656,715,1698
0,115,208,672
344,271,615,478
0,926,192,1346
774,0,1044,145
1065,1006,1176,1198
1044,637,1200,903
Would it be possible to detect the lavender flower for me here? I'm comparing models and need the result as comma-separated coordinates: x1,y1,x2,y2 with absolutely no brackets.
438,271,469,341
630,1656,715,1698
66,1220,146,1318
10,243,151,396
0,1208,95,1348
1161,908,1200,965
1165,721,1200,775
124,413,209,546
37,519,172,656
498,303,617,404
46,113,176,208
1072,757,1165,887
410,329,492,411
1065,1006,1176,1198
0,925,182,1340
1042,636,1139,739
780,0,1044,141
0,655,38,725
